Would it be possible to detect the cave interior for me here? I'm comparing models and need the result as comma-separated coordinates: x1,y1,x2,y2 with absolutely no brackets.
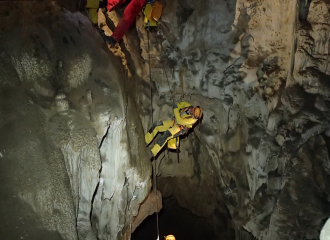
1,0,330,240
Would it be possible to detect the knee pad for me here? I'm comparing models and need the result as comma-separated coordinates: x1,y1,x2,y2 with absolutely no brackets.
156,130,172,146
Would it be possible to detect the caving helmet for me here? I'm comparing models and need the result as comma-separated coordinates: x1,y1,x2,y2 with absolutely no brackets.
193,106,203,119
165,235,176,240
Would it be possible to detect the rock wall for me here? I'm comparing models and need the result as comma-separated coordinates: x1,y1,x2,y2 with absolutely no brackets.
0,2,152,240
105,0,330,239
2,0,330,239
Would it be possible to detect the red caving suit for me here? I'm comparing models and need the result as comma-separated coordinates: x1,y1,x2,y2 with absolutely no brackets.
107,0,146,42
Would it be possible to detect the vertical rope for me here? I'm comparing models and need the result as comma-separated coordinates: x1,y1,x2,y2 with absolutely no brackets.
162,64,179,164
163,64,174,101
147,29,160,240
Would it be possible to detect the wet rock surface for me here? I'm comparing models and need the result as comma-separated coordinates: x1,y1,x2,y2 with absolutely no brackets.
2,0,330,239
113,0,330,239
0,2,153,240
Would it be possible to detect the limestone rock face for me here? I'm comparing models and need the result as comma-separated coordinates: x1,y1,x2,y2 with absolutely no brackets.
321,218,330,240
3,0,330,239
108,0,330,239
0,2,152,240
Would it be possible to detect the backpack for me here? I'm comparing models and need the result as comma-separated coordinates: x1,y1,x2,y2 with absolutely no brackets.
143,1,163,28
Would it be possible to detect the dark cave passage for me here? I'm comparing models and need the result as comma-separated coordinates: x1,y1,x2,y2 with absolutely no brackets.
132,196,223,240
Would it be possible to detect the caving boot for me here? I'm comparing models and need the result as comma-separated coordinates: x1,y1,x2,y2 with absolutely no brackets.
93,26,117,47
104,36,117,47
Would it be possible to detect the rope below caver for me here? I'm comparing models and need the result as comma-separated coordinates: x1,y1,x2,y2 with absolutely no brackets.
147,29,160,240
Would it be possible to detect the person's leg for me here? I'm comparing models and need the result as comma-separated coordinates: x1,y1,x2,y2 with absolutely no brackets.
151,125,182,156
145,120,173,145
86,0,100,9
86,0,101,24
167,137,179,150
111,0,146,42
88,8,99,24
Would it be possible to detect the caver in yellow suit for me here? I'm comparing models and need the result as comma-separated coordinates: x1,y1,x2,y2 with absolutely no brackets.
165,235,176,240
85,0,105,25
145,101,203,157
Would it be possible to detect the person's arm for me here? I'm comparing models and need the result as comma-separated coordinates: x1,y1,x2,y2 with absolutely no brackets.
111,0,146,42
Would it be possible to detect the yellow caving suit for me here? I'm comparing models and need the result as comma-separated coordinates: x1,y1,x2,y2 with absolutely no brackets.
86,0,101,24
145,101,197,157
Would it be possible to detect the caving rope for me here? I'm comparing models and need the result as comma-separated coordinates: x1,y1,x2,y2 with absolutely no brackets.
145,4,181,237
147,29,160,240
147,28,180,240
162,61,180,163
